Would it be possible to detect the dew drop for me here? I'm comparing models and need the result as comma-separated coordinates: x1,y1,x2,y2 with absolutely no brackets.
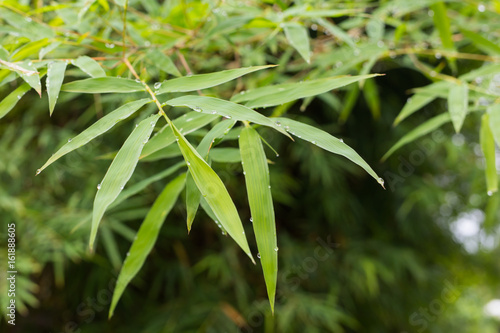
154,82,162,89
222,231,226,235
250,217,253,222
284,125,290,130
28,61,33,66
135,79,141,83
97,183,102,190
126,252,130,257
105,43,115,49
242,231,245,235
312,141,316,145
339,138,344,143
311,24,318,31
268,185,271,189
17,95,21,100
435,52,442,59
243,171,246,175
223,115,232,119
478,4,486,12
377,177,385,187
25,17,32,22
257,253,261,259
211,111,217,114
274,247,279,252
35,169,41,175
68,138,72,143
275,121,282,127
487,190,493,196
120,185,124,190
276,153,279,157
187,161,191,166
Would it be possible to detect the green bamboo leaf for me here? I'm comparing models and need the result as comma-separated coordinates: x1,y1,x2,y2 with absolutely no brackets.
90,114,161,250
231,74,381,109
186,171,199,233
186,119,237,231
165,96,290,138
73,56,106,78
363,78,380,120
480,114,498,195
447,83,468,133
394,91,439,126
141,112,218,159
171,123,254,262
47,61,67,115
109,172,186,318
316,18,356,48
487,103,500,147
0,83,31,120
37,99,151,174
283,22,311,63
61,77,145,93
430,2,456,71
382,113,451,161
18,62,42,96
275,117,384,186
156,65,274,95
210,148,242,163
339,84,359,124
461,29,500,56
147,49,181,77
239,126,277,312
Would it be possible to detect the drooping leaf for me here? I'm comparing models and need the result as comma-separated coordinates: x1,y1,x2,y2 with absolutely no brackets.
171,123,254,262
239,126,278,312
382,113,451,161
480,114,498,195
283,22,311,63
90,114,161,250
394,90,440,126
275,117,384,186
487,103,500,147
165,96,290,138
18,62,42,96
73,56,106,78
109,173,186,318
231,74,380,109
155,65,274,95
0,83,31,120
47,61,67,115
147,49,181,77
447,83,468,133
197,119,237,159
141,112,218,159
61,77,145,93
38,99,151,174
185,171,200,233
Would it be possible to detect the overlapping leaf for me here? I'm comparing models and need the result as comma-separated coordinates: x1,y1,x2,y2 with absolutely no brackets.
447,83,468,133
47,61,67,115
73,56,106,78
90,114,161,250
487,103,500,146
109,172,186,318
239,126,278,312
61,77,145,93
38,99,151,173
283,22,311,63
480,114,498,195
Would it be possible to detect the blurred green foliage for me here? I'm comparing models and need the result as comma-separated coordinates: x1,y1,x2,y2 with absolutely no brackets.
1,0,500,332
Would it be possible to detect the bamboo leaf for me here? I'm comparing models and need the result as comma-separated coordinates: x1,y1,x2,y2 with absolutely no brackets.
147,49,181,77
461,29,500,56
447,83,468,133
487,103,500,147
480,114,498,195
141,112,218,159
0,83,31,120
38,99,151,174
47,61,67,115
430,2,456,71
275,117,384,186
363,78,381,120
382,113,451,161
165,96,290,138
90,114,161,250
73,56,106,78
239,126,277,312
197,119,237,159
210,148,242,163
231,74,380,109
109,172,186,318
186,171,200,233
18,62,42,96
316,17,356,48
394,91,439,126
61,77,145,93
171,123,254,262
283,22,311,63
156,65,274,94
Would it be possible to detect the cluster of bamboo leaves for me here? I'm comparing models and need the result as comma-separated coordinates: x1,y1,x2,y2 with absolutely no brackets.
1,0,499,317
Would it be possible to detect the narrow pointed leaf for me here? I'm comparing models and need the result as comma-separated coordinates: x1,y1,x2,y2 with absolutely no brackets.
447,83,468,133
141,112,218,159
210,148,242,163
90,114,161,250
430,2,456,71
186,119,237,231
186,171,200,233
276,117,383,186
382,113,451,161
47,61,67,115
487,103,500,147
171,123,254,263
61,77,145,93
156,65,275,94
283,22,311,63
239,127,277,312
231,74,380,109
316,18,356,48
165,96,290,138
18,62,42,96
394,92,438,126
109,173,186,318
147,49,181,77
38,99,150,173
73,56,106,78
0,83,31,120
480,114,498,195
